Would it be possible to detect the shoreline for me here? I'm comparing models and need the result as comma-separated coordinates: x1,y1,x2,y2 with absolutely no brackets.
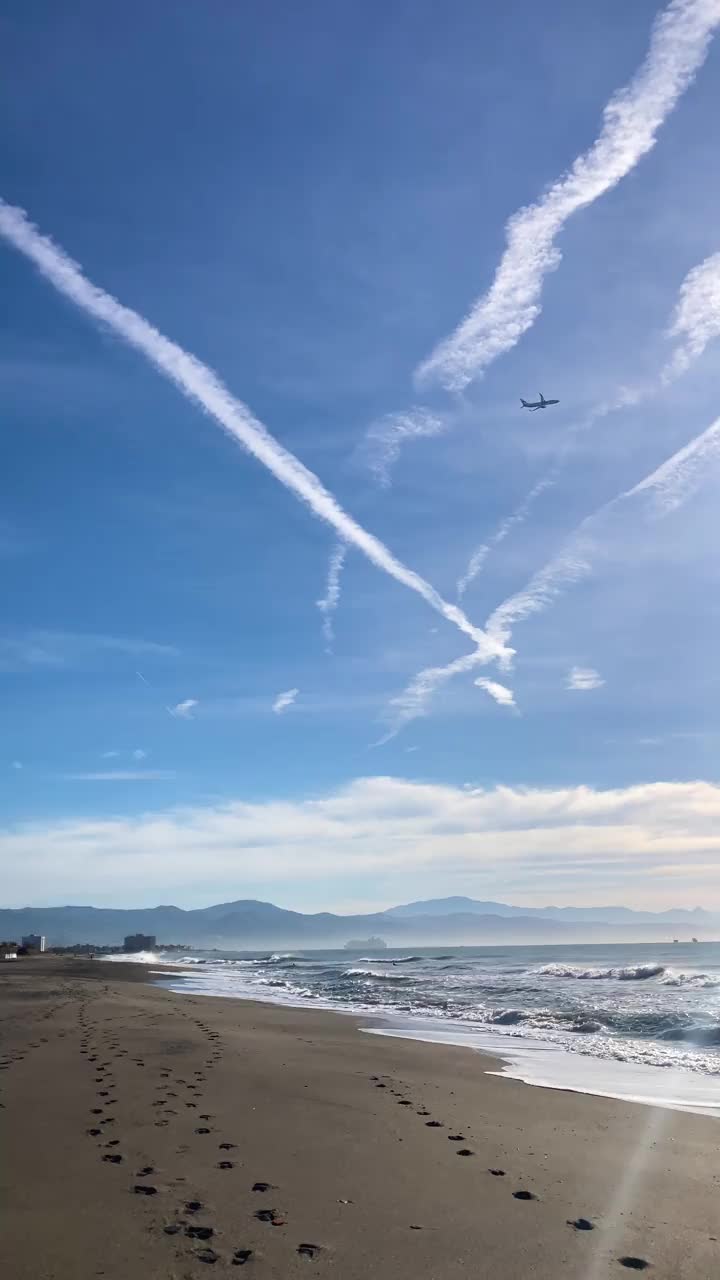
2,957,718,1278
147,956,720,1120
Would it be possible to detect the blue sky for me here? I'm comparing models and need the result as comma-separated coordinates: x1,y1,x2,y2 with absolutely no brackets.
3,0,720,911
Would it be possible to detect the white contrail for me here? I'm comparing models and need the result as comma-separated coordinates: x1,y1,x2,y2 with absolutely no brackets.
362,407,446,487
0,200,507,667
390,412,720,731
486,414,720,652
417,0,720,391
456,247,720,600
316,541,347,651
456,544,490,600
379,648,486,742
457,476,555,599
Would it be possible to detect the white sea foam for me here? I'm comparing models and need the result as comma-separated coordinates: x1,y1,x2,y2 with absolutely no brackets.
536,962,666,981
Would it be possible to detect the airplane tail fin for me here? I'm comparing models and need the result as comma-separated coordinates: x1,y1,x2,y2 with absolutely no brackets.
520,398,528,407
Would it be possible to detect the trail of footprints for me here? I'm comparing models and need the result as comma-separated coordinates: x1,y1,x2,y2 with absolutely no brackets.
79,1006,322,1268
370,1073,651,1271
3,993,653,1273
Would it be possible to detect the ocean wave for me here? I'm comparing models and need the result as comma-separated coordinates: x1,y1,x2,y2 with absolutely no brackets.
659,1025,720,1046
487,1009,525,1025
356,955,422,964
537,963,665,982
102,951,161,964
660,970,720,988
343,968,410,982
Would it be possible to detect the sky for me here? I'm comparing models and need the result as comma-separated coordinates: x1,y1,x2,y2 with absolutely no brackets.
3,0,720,913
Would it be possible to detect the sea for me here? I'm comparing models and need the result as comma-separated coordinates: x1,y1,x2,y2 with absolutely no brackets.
107,940,720,1117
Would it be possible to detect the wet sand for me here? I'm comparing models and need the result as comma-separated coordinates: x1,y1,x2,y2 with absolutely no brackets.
0,958,717,1279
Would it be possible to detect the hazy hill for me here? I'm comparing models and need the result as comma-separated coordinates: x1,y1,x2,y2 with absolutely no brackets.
0,897,716,949
384,896,714,925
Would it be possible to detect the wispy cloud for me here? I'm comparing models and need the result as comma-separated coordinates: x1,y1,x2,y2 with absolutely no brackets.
101,750,120,759
474,677,517,708
132,748,147,760
361,408,446,487
567,666,605,691
65,770,175,782
5,776,720,908
416,0,720,391
168,699,198,720
316,542,347,652
11,760,22,770
662,249,720,382
273,688,299,715
0,200,507,668
0,628,177,673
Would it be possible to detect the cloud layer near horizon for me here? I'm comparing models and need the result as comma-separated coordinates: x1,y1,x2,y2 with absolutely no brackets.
4,776,719,909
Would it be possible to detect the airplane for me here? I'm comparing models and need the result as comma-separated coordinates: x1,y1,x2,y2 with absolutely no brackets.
520,393,559,412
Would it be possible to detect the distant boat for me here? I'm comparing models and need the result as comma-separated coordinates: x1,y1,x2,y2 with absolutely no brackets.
344,936,387,951
691,937,699,943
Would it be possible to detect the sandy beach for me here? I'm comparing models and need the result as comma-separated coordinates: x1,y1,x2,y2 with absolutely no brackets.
0,958,717,1279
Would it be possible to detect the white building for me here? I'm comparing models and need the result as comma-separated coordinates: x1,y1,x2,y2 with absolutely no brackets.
21,933,46,952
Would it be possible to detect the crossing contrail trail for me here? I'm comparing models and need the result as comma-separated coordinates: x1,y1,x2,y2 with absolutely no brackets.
0,199,508,667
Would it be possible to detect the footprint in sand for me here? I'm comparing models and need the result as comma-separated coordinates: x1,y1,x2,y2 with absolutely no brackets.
255,1209,284,1226
232,1249,253,1266
447,1134,465,1141
217,1161,234,1170
195,1127,212,1135
456,1148,474,1156
133,1185,158,1196
186,1225,214,1241
489,1169,506,1177
618,1261,650,1272
252,1182,276,1193
425,1120,443,1128
297,1243,322,1259
196,1249,219,1264
513,1190,538,1201
102,1153,123,1164
219,1142,236,1151
568,1218,594,1231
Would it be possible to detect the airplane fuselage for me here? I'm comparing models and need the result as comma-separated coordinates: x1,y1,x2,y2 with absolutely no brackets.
521,394,559,411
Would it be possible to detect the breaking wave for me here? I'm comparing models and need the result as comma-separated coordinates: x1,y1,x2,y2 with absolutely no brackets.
343,968,410,982
537,963,666,981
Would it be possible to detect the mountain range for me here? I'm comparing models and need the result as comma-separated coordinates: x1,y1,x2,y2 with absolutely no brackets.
1,896,717,949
